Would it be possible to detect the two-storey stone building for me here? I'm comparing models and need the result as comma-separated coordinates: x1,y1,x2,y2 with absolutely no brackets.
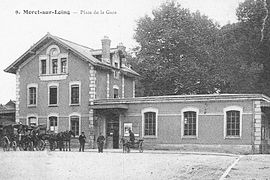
5,33,270,154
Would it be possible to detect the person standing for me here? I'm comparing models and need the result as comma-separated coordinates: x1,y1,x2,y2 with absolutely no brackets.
97,133,105,153
79,132,86,152
129,128,135,144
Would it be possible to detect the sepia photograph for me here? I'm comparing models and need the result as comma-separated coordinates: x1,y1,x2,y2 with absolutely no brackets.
0,0,270,179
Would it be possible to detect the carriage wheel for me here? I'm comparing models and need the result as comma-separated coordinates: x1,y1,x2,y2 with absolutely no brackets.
139,142,143,153
12,141,17,151
37,140,45,151
27,141,34,151
2,137,10,152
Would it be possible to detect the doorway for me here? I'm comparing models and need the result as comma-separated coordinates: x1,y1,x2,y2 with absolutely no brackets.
106,114,119,149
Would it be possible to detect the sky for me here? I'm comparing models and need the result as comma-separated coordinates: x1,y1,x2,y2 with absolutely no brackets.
0,0,244,104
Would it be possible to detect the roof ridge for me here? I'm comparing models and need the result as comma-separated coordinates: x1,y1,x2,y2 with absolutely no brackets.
52,35,93,50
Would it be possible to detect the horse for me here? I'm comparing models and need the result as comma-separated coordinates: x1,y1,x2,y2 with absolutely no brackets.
120,137,144,153
62,130,75,151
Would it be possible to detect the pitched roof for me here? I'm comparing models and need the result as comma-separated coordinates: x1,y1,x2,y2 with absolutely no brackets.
4,33,140,77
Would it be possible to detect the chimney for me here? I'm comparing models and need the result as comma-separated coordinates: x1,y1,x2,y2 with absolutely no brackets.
101,36,111,64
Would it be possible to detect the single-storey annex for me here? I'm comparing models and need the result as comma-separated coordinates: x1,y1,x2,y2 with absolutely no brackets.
4,33,270,154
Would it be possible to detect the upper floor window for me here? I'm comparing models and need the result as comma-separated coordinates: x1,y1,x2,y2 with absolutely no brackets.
48,83,59,106
39,45,68,77
27,83,38,107
69,81,81,105
52,59,58,74
142,107,158,137
61,58,67,73
41,59,46,74
181,107,199,138
224,106,242,138
113,85,119,98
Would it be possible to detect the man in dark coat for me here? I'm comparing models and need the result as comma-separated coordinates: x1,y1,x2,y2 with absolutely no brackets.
79,132,86,152
129,128,135,144
97,133,105,153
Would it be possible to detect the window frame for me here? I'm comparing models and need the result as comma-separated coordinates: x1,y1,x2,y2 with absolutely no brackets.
141,107,158,138
69,81,81,106
113,85,119,99
27,83,38,107
39,45,68,76
47,113,59,133
26,114,38,126
48,82,59,107
69,113,81,137
224,106,243,139
181,107,199,139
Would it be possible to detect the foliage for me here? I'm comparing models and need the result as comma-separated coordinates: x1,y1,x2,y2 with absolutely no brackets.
131,0,270,96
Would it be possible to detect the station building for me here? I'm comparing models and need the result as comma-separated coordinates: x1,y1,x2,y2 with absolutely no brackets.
5,33,270,154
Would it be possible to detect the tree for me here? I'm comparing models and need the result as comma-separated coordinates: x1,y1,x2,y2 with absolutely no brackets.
133,1,223,96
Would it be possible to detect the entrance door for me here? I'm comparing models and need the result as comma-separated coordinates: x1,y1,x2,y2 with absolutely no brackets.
106,114,119,149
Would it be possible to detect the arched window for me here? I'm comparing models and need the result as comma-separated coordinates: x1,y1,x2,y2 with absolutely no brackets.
69,114,81,137
27,115,38,126
181,107,199,138
224,106,242,138
49,116,58,133
113,85,119,98
142,107,158,137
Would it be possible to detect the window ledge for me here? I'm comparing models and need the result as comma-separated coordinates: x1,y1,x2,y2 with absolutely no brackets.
225,136,241,139
182,136,197,139
39,74,68,81
70,104,80,106
143,136,157,139
48,105,58,107
27,105,37,108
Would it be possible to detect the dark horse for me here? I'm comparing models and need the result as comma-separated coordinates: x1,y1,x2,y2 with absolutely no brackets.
62,130,75,151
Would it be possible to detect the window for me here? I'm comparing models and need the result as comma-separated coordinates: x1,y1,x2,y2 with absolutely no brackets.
52,59,58,74
114,70,120,79
224,106,242,138
49,116,58,133
69,82,81,105
70,116,80,136
181,107,198,138
48,83,58,106
29,87,37,105
27,84,38,107
39,45,68,78
183,111,197,136
41,60,46,74
61,58,67,73
27,116,38,126
142,107,158,137
226,111,240,136
144,112,156,136
113,88,119,98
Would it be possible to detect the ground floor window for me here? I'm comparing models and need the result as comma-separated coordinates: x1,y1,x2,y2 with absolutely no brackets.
226,110,240,136
144,112,156,136
183,111,197,136
28,116,38,126
49,116,58,133
70,116,80,136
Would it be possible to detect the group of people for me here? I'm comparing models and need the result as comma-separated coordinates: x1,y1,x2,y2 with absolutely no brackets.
78,132,106,153
78,128,135,152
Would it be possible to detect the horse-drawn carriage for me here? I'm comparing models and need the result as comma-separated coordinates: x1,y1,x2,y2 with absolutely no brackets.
120,137,144,153
1,123,46,151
